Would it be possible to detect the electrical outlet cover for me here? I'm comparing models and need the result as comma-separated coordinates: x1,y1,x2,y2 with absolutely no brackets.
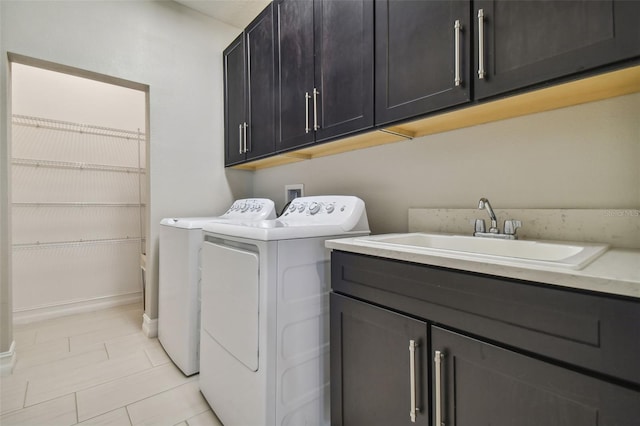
285,184,304,203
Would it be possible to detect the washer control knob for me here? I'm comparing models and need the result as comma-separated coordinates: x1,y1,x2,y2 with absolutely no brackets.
309,202,321,215
325,204,335,214
289,203,296,212
298,204,306,213
256,205,263,211
240,203,249,212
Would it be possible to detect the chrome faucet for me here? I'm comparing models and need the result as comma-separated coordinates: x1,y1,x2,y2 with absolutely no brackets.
478,197,499,233
473,197,522,240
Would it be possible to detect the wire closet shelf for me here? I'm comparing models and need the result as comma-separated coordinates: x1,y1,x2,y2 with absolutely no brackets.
11,114,147,250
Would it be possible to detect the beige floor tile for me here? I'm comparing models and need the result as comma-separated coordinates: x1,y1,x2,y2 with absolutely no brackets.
78,407,132,426
12,329,37,349
17,309,102,333
13,337,70,372
127,381,210,426
104,333,159,359
144,342,171,367
36,315,135,344
17,348,109,384
70,323,145,353
0,374,28,414
26,351,151,407
0,393,77,426
14,304,142,350
76,363,194,421
2,303,213,426
185,409,223,426
102,333,170,367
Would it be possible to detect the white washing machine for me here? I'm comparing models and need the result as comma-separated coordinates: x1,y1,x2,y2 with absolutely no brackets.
199,195,369,425
158,198,276,376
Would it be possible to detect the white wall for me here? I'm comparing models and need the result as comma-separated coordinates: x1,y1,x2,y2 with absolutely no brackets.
12,63,145,131
1,0,252,349
253,93,640,235
1,0,14,360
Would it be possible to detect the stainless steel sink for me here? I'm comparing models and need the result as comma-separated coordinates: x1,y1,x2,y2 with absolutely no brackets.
355,233,609,270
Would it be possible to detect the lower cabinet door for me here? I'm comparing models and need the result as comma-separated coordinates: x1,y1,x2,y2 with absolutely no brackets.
431,326,640,426
330,293,429,426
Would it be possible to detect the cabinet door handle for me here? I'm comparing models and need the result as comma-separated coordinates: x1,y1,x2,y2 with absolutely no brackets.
238,124,243,154
434,350,445,426
243,122,248,153
477,9,486,79
313,88,320,131
305,92,311,134
409,339,420,423
454,20,462,87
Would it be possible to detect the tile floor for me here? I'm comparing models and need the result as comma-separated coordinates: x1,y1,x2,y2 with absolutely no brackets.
0,303,223,426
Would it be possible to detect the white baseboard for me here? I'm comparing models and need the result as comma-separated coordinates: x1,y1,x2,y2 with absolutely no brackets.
0,341,16,377
13,292,143,325
142,313,158,338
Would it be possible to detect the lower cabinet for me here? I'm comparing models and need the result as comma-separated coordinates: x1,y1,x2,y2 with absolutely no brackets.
330,294,428,426
432,326,640,426
330,251,640,426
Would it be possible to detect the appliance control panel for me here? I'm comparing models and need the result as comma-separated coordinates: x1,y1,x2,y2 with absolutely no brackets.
279,196,368,229
202,196,369,239
222,198,276,220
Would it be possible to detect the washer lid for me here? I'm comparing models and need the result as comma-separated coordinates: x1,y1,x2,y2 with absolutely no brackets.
160,217,221,229
160,199,277,229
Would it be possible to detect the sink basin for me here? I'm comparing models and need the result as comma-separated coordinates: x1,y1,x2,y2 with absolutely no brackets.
355,233,608,270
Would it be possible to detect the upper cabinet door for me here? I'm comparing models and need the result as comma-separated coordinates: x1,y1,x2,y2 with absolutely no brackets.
245,4,276,160
474,0,640,100
223,34,246,166
314,0,374,142
275,0,315,151
375,0,471,126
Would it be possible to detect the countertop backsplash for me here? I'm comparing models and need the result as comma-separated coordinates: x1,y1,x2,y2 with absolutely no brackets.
409,208,640,250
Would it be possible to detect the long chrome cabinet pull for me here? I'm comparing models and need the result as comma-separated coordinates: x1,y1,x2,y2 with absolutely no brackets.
477,9,486,79
434,350,445,426
305,92,311,134
409,340,420,423
238,124,243,154
313,88,320,131
454,20,462,87
243,122,248,153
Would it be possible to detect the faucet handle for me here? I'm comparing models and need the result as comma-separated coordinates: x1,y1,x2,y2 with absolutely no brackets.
504,220,522,236
474,219,486,235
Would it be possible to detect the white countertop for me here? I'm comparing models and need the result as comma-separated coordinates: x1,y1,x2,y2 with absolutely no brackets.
326,234,640,299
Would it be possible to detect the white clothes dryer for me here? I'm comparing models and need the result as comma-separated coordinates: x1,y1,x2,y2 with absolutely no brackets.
199,196,369,425
158,198,276,375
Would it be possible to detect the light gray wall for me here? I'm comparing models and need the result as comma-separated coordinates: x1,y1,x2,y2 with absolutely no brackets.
1,0,14,356
0,0,252,351
253,93,640,235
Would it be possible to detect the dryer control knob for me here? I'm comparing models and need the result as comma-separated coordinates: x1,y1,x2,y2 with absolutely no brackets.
309,202,321,215
240,203,249,212
325,204,335,213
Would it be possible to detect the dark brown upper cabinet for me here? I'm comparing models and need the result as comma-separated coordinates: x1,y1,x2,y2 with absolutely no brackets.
473,0,640,100
274,0,374,152
223,4,276,166
375,0,472,126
